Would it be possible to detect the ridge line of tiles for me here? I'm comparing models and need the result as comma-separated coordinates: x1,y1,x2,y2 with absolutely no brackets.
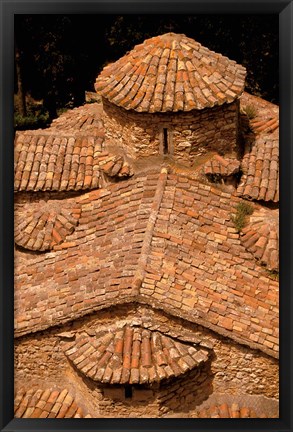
132,167,168,296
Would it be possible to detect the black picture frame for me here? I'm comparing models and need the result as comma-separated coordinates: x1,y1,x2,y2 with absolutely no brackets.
1,1,292,431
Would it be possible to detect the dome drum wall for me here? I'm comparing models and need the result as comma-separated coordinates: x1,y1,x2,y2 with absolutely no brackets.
102,98,240,164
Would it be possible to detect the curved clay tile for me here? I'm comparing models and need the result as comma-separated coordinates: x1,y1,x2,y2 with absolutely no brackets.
197,402,274,418
236,135,279,202
97,153,133,178
249,117,279,135
240,208,279,271
14,202,81,252
240,91,279,136
95,33,246,113
203,154,240,178
63,325,209,385
14,388,91,418
14,132,103,192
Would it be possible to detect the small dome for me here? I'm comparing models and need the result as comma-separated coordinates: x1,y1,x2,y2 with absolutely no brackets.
95,33,246,113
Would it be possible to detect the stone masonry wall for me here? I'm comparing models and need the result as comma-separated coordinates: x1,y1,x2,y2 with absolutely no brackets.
102,98,239,165
14,304,278,418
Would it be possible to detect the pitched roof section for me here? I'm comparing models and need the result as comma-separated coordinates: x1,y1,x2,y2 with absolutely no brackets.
95,33,246,113
14,105,132,192
237,92,279,203
14,388,91,418
63,325,209,385
14,171,279,358
241,208,279,271
236,135,279,202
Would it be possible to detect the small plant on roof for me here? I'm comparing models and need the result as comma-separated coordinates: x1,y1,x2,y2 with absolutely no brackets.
232,201,254,232
265,269,279,281
243,104,258,120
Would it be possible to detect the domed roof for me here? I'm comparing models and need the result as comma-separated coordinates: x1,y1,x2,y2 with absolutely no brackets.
95,33,246,113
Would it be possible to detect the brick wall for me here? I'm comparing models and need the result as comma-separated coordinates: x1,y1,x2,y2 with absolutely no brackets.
14,304,278,417
102,99,239,165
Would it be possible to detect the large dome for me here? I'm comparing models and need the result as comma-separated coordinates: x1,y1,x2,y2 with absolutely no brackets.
95,33,246,113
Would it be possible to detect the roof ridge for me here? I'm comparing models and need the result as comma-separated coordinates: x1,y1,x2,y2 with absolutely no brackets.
132,167,168,296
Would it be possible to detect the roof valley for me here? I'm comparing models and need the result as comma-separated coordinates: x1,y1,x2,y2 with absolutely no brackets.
132,168,168,296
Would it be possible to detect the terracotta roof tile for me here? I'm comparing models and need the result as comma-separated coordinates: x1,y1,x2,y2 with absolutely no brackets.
193,392,279,418
95,33,246,113
63,324,209,384
14,105,133,192
203,154,240,178
240,92,279,136
241,208,279,271
14,388,90,418
236,134,279,202
197,403,274,418
15,199,81,252
14,171,279,358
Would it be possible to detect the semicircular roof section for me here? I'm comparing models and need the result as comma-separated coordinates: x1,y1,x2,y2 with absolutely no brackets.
241,208,279,271
14,199,81,252
63,325,209,385
95,32,246,113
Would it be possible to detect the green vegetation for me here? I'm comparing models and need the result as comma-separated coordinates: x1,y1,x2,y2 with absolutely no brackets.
265,269,279,281
232,201,254,232
14,113,50,130
243,105,258,120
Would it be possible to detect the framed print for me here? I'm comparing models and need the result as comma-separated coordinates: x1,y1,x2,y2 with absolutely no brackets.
1,1,292,431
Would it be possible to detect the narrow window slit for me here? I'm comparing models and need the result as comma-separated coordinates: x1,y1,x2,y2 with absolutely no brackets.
163,128,168,154
125,385,132,399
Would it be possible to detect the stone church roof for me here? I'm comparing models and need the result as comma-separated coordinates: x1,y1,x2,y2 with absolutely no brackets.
14,170,279,358
95,33,246,113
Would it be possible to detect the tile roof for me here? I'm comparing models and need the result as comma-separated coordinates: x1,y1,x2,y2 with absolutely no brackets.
196,403,274,418
14,104,132,192
50,102,103,132
14,170,279,358
236,134,279,202
202,154,240,178
240,208,279,271
237,92,279,203
240,92,279,136
14,198,81,252
193,392,279,418
63,324,209,385
14,387,91,418
95,33,246,113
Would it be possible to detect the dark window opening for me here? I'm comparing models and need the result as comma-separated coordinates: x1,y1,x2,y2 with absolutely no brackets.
125,385,133,399
163,128,168,154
